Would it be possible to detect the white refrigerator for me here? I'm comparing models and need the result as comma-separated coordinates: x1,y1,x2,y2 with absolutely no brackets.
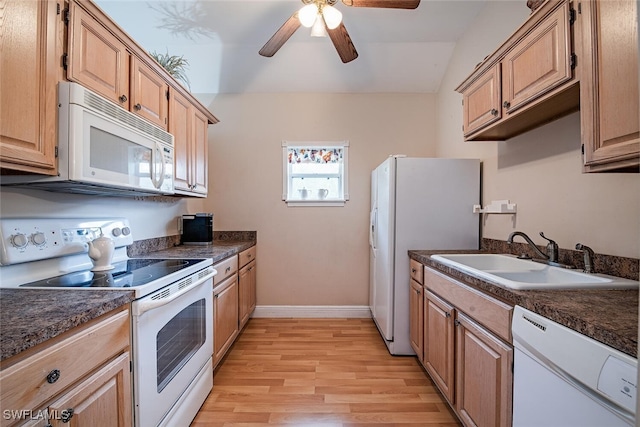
369,156,480,355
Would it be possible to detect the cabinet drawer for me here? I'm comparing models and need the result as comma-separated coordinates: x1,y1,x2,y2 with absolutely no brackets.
424,267,513,343
213,255,238,286
238,246,256,268
0,309,130,421
410,259,423,284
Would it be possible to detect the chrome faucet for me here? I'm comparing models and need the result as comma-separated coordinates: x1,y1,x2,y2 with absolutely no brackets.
575,243,595,274
507,231,559,263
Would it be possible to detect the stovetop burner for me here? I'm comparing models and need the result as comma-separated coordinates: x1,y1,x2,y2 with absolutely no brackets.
20,258,201,289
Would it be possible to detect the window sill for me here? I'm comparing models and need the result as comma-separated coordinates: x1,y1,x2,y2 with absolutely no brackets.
284,199,346,207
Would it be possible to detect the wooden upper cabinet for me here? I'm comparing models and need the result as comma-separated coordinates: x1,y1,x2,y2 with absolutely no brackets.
457,0,579,141
130,57,169,130
502,2,571,114
170,87,209,196
462,64,501,136
0,0,59,174
580,0,639,172
68,1,130,108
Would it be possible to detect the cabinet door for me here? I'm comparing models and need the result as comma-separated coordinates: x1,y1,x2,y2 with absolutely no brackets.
581,0,639,172
130,57,168,129
169,88,192,193
455,313,513,427
248,259,257,314
0,0,58,174
238,260,256,329
424,290,455,404
68,2,130,107
213,276,239,367
462,64,501,136
409,278,423,361
191,108,209,195
502,2,572,114
48,352,132,427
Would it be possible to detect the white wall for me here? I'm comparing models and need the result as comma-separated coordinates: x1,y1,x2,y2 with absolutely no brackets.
205,93,436,305
0,187,206,241
435,1,640,260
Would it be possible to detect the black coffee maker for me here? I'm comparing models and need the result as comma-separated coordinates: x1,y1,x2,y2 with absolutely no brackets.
181,213,213,245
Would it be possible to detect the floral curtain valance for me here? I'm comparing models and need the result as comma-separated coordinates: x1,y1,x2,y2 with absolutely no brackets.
287,147,343,164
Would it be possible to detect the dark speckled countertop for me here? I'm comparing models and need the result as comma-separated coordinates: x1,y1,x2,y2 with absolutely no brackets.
0,289,134,362
410,249,638,357
0,235,256,363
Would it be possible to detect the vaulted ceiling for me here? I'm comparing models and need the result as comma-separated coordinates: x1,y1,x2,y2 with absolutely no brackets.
96,0,488,94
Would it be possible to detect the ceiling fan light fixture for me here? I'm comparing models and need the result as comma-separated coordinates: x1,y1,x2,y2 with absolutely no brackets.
298,4,318,27
310,16,328,37
322,5,342,30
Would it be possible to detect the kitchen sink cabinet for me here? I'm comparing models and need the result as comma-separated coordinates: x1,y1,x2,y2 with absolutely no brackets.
457,0,579,141
0,307,131,427
170,88,209,196
419,266,513,427
238,246,257,329
0,0,60,174
213,275,239,368
424,290,456,405
579,0,639,172
455,312,513,427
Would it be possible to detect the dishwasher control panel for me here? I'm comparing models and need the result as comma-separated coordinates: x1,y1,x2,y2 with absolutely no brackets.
597,355,637,413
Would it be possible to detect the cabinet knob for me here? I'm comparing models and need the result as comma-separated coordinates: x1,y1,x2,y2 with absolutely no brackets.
61,408,74,423
119,94,128,103
445,312,451,318
502,101,511,109
134,103,142,111
490,108,498,116
46,369,61,384
411,268,416,273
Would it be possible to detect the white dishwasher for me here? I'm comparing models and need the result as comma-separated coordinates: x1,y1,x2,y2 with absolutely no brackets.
512,306,637,427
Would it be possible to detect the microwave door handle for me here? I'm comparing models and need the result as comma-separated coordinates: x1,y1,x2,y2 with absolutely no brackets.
151,143,165,189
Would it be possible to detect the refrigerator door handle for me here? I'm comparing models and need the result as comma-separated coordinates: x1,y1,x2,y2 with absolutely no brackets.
369,208,377,249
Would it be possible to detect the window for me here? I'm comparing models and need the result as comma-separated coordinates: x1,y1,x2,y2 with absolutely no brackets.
282,141,349,206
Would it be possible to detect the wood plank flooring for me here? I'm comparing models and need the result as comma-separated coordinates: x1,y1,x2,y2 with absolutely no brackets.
191,318,461,426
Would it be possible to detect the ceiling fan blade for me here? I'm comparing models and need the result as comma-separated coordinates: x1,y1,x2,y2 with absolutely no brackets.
342,0,420,9
325,20,358,63
259,12,301,57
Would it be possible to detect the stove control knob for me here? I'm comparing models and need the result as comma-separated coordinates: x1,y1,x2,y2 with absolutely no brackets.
121,227,131,236
111,228,122,237
31,232,46,246
10,233,28,249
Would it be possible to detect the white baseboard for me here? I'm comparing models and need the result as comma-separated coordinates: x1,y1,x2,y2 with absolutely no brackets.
252,305,372,318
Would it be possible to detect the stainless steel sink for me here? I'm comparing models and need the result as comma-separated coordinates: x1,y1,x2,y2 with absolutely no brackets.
430,254,639,290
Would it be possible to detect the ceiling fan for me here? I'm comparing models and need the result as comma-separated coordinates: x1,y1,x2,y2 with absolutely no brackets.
259,0,420,64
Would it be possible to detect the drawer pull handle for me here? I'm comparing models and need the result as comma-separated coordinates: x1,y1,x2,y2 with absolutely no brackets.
61,408,74,423
225,266,231,273
46,369,60,384
411,268,416,273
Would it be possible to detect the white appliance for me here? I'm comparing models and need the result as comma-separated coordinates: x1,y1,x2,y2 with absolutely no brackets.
512,306,637,427
369,156,480,355
0,218,216,427
1,81,174,197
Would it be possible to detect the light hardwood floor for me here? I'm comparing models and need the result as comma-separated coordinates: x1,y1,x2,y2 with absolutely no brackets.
191,318,461,426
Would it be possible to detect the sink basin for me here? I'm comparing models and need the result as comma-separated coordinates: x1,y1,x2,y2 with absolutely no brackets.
431,254,639,290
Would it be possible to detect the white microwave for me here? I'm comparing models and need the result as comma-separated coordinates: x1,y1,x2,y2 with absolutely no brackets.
2,81,174,196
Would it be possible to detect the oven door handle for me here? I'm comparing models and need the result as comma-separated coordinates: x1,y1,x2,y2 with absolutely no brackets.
133,269,216,316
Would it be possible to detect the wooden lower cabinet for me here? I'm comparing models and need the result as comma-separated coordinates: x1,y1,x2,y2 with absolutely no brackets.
413,266,514,427
48,352,131,427
213,275,239,368
0,307,131,427
238,259,256,329
455,313,513,427
408,278,423,360
423,290,456,404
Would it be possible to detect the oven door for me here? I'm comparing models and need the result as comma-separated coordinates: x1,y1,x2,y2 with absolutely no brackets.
132,272,213,427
